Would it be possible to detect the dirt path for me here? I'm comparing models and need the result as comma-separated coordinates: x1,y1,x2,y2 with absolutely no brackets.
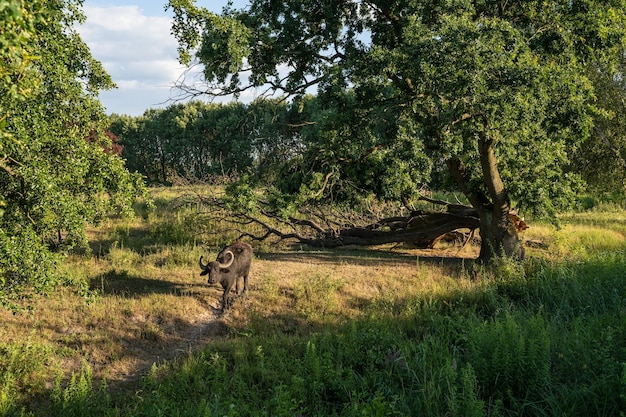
11,248,475,404
103,305,225,398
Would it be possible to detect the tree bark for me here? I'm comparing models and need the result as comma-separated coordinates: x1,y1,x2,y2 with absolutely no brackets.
446,134,524,262
477,134,524,260
312,210,480,248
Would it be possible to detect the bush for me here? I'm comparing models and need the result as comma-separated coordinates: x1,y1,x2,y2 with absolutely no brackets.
0,228,60,310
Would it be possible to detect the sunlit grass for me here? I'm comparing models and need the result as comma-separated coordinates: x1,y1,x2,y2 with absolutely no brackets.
1,186,625,416
522,211,626,260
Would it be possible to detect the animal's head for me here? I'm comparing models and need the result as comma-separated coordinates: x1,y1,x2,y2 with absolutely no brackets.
199,251,234,284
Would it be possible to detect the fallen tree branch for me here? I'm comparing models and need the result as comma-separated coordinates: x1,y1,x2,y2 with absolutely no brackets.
187,191,482,249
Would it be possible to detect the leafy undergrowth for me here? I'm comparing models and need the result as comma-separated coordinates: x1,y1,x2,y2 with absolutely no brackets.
1,187,625,416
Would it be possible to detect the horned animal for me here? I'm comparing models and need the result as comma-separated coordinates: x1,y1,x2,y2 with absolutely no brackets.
199,241,252,309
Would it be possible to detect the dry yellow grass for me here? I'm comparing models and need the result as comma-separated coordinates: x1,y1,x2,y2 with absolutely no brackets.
2,186,607,401
0,241,483,396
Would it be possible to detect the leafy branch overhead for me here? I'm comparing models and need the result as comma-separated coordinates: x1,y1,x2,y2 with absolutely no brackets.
168,0,626,260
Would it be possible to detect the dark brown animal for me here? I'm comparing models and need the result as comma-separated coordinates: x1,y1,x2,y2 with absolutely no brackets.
199,241,252,309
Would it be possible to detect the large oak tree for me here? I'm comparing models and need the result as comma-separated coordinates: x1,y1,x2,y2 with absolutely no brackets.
168,0,626,260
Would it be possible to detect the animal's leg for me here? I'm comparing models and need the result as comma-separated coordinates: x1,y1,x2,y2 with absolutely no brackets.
241,272,249,294
222,282,234,309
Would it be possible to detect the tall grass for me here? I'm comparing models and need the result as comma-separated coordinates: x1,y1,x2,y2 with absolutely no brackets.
126,251,625,417
0,340,53,416
1,187,625,416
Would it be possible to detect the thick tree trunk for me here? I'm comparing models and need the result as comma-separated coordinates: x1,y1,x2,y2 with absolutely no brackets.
476,134,524,260
446,133,524,262
307,210,480,248
476,206,525,261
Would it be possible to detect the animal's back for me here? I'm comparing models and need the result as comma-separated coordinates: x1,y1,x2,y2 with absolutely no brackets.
219,241,252,274
236,242,253,272
231,241,253,255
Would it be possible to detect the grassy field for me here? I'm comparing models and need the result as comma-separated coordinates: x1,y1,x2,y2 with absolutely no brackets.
1,187,625,416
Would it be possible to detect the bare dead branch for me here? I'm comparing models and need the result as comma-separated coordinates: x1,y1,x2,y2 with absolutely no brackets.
186,189,484,250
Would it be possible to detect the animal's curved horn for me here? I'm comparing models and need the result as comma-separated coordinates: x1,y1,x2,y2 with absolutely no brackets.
199,256,210,270
217,250,235,268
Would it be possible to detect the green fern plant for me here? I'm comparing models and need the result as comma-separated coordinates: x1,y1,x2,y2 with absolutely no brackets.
467,314,551,408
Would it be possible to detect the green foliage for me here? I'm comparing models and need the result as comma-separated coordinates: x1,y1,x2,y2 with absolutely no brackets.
394,10,596,217
113,93,432,205
0,0,145,308
0,227,59,310
223,176,259,213
0,0,44,118
172,1,619,196
50,363,110,417
274,91,433,204
111,101,266,183
573,66,626,193
168,0,626,260
0,340,52,417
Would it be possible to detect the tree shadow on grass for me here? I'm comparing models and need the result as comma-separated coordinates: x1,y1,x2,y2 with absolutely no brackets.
89,269,204,298
43,249,626,416
60,247,476,404
255,246,477,270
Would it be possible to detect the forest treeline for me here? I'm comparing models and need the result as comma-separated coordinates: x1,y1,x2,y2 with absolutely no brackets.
111,96,626,197
110,99,306,186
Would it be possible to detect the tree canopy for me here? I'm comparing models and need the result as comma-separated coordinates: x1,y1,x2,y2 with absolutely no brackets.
0,0,144,308
168,0,626,260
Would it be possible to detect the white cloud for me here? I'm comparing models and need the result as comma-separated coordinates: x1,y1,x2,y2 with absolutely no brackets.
77,2,290,115
77,5,187,115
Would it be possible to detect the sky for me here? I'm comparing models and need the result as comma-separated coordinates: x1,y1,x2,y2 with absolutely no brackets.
78,1,250,116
